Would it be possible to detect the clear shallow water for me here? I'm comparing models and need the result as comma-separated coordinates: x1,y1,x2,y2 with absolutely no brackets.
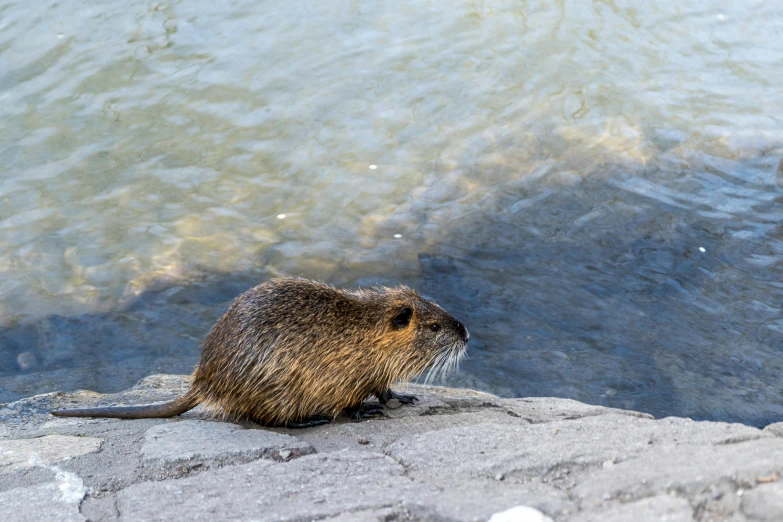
1,0,782,425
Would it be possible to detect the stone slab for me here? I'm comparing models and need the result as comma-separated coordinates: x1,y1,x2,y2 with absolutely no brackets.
141,419,314,477
572,495,693,522
387,413,766,482
1,472,87,522
573,438,783,503
764,422,783,439
741,481,783,521
116,450,436,521
3,376,783,521
0,435,103,473
500,396,654,423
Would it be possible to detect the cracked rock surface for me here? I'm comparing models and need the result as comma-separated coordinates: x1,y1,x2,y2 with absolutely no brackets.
2,374,783,521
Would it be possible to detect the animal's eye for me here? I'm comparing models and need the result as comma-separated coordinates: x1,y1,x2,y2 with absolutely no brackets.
430,323,441,332
394,307,413,328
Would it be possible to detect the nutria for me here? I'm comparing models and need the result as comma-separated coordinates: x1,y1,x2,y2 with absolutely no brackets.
51,277,469,428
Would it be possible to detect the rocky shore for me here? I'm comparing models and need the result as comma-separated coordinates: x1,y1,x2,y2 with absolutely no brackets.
2,375,783,521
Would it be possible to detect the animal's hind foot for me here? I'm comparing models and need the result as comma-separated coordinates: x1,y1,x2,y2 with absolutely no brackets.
284,415,332,429
348,403,385,421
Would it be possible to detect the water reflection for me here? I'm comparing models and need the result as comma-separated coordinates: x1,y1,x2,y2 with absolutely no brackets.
1,0,783,425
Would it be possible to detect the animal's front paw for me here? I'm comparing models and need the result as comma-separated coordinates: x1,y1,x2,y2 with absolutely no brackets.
375,389,419,405
389,391,418,405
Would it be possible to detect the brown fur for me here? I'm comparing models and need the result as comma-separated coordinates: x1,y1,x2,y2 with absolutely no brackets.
51,277,469,426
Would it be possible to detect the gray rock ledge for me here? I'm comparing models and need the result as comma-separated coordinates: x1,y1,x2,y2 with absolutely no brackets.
1,374,782,521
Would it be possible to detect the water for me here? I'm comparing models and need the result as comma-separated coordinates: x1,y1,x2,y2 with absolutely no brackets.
2,0,782,426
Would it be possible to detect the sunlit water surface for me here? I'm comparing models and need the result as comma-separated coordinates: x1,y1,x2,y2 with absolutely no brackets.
2,0,783,426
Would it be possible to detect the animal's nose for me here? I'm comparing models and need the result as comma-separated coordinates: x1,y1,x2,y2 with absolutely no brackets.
457,321,469,343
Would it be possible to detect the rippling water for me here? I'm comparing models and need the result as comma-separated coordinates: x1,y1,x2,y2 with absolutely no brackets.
2,0,782,426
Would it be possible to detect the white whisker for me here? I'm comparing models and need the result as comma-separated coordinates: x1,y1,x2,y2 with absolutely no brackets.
426,349,449,385
420,341,468,385
427,351,447,384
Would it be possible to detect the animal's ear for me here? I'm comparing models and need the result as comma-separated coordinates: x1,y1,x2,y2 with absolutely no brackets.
393,307,413,329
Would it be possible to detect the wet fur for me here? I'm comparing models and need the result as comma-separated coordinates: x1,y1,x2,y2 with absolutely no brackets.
52,277,469,426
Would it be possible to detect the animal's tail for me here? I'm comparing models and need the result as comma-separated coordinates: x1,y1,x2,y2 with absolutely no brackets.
50,391,200,419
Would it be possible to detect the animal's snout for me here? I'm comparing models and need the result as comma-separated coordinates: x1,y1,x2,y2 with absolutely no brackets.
456,321,469,344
